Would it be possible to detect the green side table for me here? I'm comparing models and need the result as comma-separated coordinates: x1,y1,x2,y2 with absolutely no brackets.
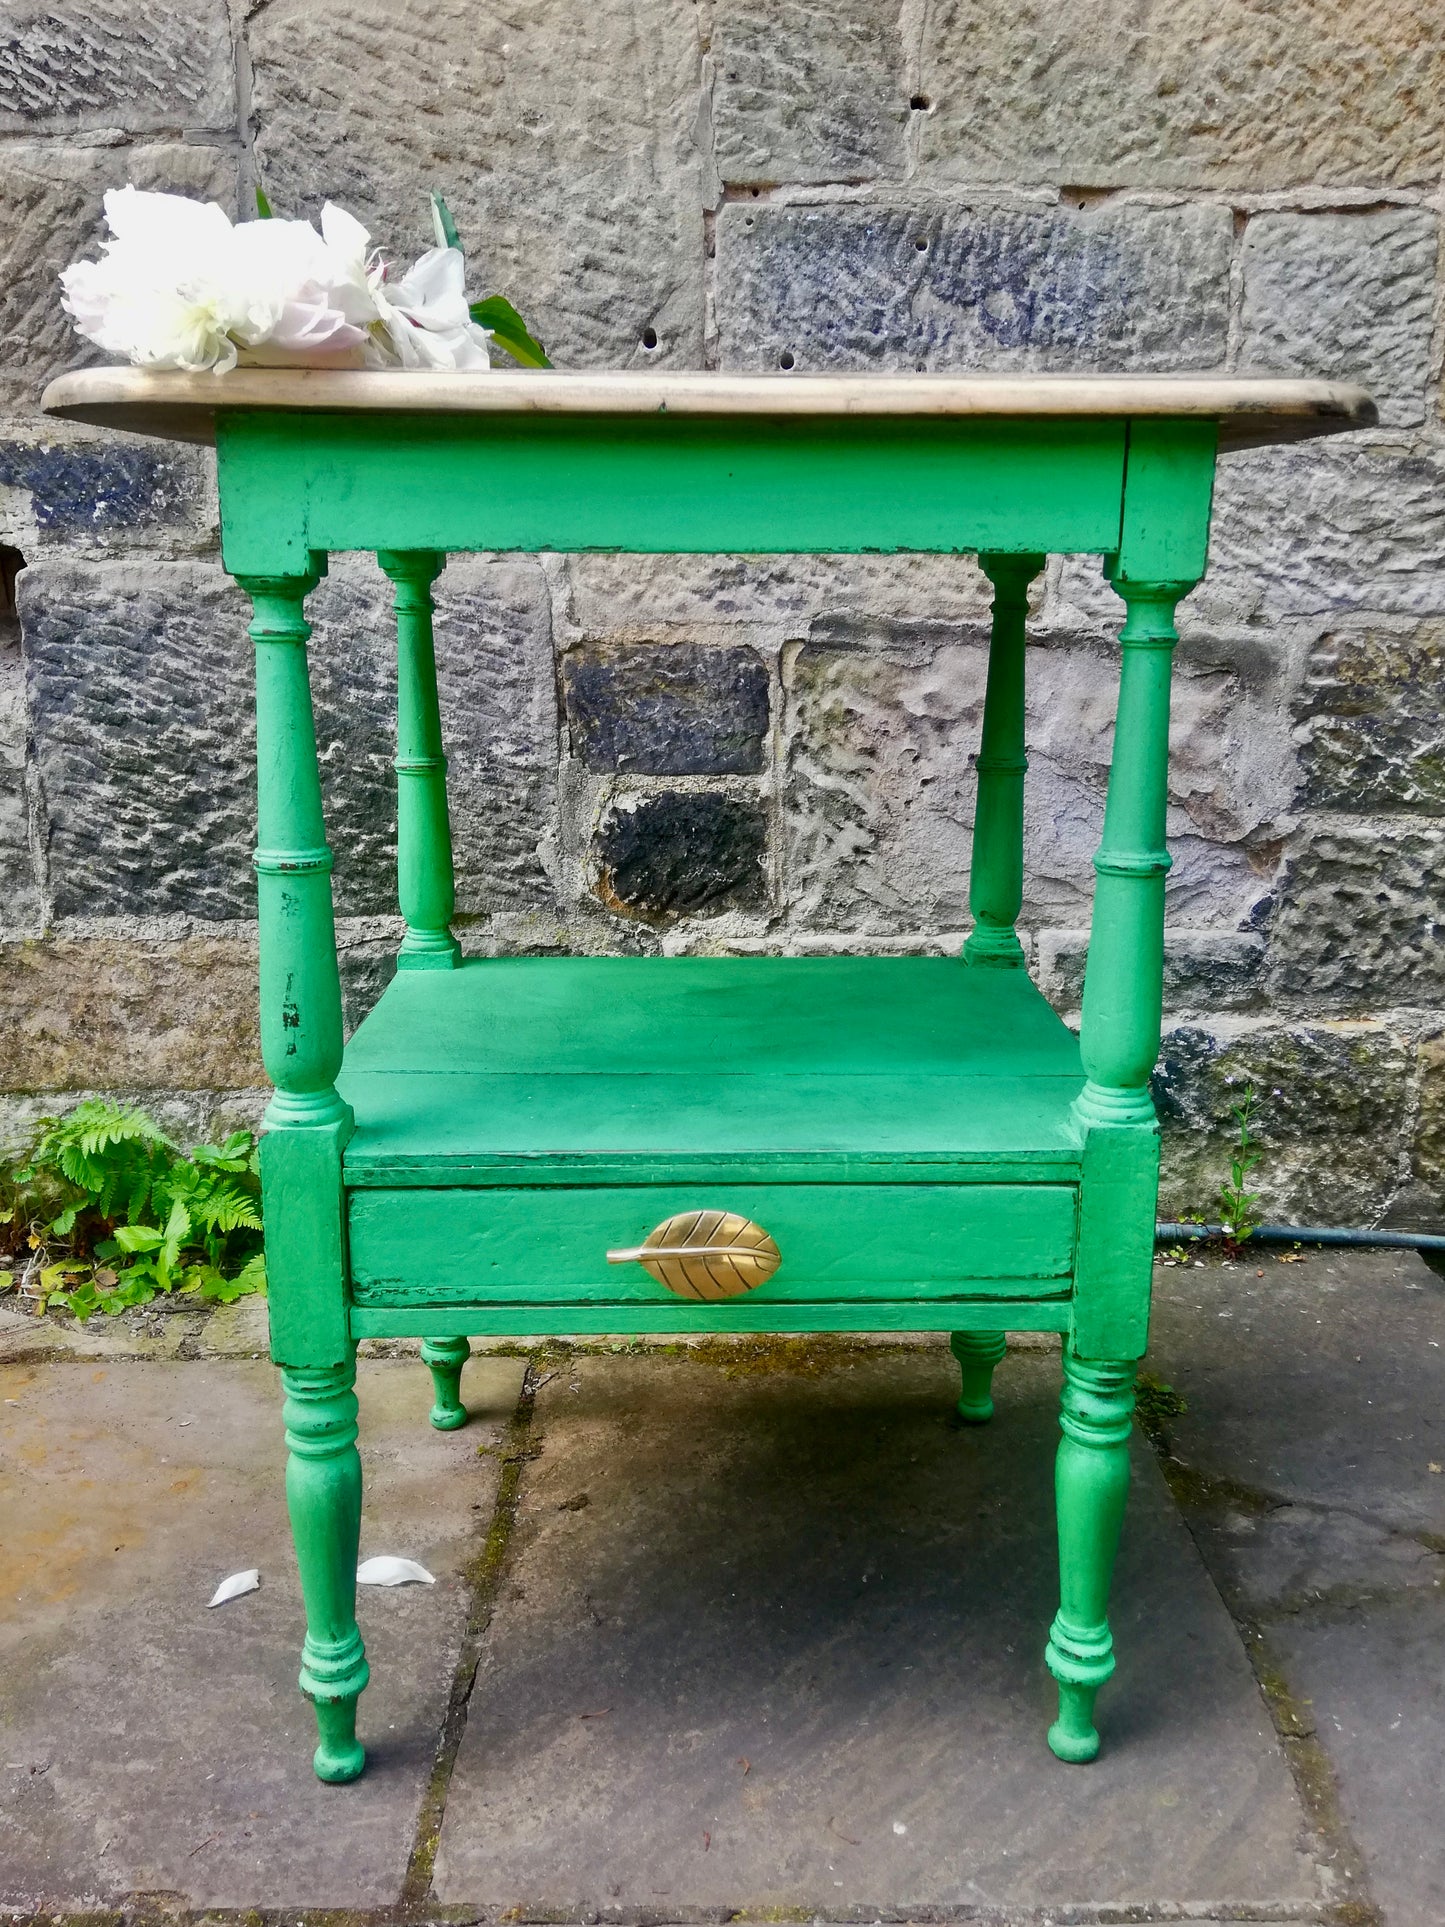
44,366,1375,1782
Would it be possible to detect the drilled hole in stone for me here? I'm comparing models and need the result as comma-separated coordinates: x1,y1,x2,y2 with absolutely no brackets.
910,94,932,110
914,236,929,251
641,325,659,350
779,349,796,370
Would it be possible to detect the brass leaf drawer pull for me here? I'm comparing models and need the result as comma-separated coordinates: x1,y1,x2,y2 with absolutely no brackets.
607,1209,781,1300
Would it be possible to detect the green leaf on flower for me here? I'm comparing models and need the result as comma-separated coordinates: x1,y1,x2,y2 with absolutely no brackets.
469,296,551,369
255,185,274,220
431,192,462,254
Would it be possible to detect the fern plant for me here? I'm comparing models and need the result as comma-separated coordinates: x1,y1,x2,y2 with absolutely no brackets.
1,1100,265,1321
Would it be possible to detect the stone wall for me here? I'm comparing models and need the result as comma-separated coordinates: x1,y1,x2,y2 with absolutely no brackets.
1,1,1443,1223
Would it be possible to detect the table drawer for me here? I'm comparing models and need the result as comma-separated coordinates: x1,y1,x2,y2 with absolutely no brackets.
347,1184,1076,1305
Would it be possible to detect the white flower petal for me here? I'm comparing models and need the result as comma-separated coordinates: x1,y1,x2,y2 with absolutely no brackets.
356,1555,435,1587
207,1568,260,1607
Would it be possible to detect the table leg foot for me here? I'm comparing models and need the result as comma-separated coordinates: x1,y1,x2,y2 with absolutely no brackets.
1047,1680,1102,1762
950,1330,1006,1422
312,1694,367,1782
423,1334,471,1429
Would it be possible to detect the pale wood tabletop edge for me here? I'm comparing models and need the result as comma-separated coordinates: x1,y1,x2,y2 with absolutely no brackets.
39,366,1379,450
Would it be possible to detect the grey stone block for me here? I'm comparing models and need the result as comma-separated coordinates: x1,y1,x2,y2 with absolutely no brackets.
915,0,1445,190
249,0,707,370
1294,623,1445,816
1240,209,1437,428
717,200,1231,373
1200,445,1445,623
563,639,769,775
0,142,238,411
567,548,996,629
20,553,557,923
1268,820,1445,1007
591,790,768,920
0,1,235,133
1042,928,1267,1015
1154,1020,1412,1222
785,623,1279,936
711,0,908,184
21,558,257,919
0,608,39,928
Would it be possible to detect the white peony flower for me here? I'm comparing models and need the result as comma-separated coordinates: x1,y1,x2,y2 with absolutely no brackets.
371,244,492,370
62,188,376,373
61,186,495,374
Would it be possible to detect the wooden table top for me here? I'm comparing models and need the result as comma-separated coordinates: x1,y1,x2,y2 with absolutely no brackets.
41,367,1376,453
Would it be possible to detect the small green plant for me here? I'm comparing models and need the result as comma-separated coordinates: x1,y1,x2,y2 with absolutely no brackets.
1217,1085,1262,1246
0,1100,265,1321
1133,1370,1188,1445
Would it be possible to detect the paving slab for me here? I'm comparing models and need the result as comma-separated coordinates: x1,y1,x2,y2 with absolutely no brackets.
0,1350,525,1912
436,1345,1318,1915
1149,1249,1445,1537
1148,1250,1445,1924
1269,1593,1445,1927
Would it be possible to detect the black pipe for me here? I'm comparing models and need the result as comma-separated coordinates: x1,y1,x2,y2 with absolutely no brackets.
1157,1220,1445,1254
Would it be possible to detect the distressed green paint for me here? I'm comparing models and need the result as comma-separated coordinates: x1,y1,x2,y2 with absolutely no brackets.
350,1297,1074,1339
1071,1124,1160,1361
216,411,1128,574
950,1330,1008,1422
963,553,1044,967
211,401,1272,1778
421,1334,471,1430
1075,581,1192,1128
241,568,350,1132
260,1120,352,1368
1045,1348,1136,1763
378,550,461,970
347,1182,1078,1304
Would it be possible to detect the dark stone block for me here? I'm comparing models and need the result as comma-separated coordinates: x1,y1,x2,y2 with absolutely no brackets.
1295,623,1445,815
564,640,769,775
716,200,1230,373
592,791,768,920
0,440,200,532
1154,1018,1412,1223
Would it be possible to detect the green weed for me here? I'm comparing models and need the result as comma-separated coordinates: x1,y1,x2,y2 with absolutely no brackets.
1217,1085,1262,1246
0,1100,265,1321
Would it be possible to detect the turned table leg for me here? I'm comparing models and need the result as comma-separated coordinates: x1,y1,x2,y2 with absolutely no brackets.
963,552,1044,968
950,1330,1007,1422
282,1360,370,1783
422,1334,471,1430
1045,1346,1136,1763
379,548,461,971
